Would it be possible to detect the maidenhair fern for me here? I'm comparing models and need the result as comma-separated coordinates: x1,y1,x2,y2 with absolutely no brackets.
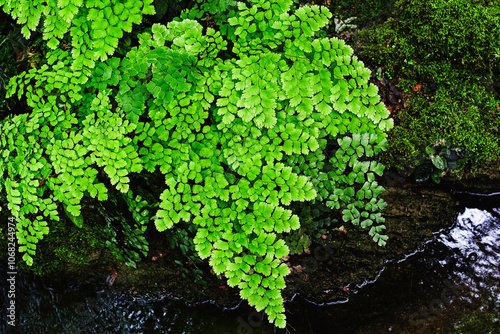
0,0,155,68
0,0,393,329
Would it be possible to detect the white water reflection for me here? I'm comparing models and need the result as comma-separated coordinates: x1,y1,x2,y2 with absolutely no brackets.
438,207,500,293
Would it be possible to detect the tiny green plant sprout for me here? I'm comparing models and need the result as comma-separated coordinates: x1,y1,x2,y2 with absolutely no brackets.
415,139,468,183
0,0,393,328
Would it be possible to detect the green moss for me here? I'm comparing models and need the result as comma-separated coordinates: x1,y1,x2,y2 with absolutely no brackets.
15,203,107,276
452,309,500,334
356,0,500,174
381,80,500,173
360,0,500,78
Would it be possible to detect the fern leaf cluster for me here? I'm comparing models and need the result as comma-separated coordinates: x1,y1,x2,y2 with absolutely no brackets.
0,0,393,328
0,0,155,68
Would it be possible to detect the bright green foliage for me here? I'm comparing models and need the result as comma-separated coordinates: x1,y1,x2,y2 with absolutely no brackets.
0,0,155,69
1,49,139,265
0,0,392,328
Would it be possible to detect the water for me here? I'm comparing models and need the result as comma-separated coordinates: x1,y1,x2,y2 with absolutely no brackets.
1,193,499,334
284,204,500,333
439,207,500,294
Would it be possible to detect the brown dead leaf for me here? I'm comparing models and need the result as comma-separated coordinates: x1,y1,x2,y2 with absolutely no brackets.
292,265,305,273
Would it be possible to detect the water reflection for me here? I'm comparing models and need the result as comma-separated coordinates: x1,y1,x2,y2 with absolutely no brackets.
1,273,240,334
438,208,500,294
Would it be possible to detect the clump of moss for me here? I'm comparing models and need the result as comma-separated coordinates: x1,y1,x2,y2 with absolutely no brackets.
452,309,500,334
355,0,500,174
12,203,107,276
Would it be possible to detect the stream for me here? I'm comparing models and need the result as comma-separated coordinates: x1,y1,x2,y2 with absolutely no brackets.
1,192,499,334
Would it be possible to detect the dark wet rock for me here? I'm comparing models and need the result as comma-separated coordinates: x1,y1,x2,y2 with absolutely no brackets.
282,184,457,304
443,173,500,194
383,169,407,187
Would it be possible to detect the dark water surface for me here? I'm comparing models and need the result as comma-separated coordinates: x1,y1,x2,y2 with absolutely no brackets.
1,193,499,334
